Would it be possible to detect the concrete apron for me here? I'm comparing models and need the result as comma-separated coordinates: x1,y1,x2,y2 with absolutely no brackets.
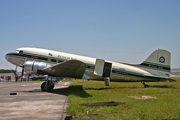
0,81,71,120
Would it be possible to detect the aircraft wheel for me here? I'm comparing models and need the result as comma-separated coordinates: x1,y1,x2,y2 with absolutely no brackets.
41,82,54,92
144,84,149,88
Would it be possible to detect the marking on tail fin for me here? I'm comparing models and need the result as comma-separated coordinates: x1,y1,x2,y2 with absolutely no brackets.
159,56,165,63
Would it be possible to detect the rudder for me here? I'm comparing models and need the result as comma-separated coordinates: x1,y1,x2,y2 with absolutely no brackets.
141,49,171,77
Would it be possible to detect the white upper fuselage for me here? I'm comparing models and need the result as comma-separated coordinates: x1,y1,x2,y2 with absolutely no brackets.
5,47,165,82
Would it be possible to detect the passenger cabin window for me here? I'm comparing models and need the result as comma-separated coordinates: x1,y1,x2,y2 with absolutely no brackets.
58,60,63,63
51,59,57,62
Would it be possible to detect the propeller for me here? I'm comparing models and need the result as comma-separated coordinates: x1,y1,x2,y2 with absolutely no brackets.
15,66,17,72
13,66,19,82
28,74,30,81
20,58,27,81
21,66,24,81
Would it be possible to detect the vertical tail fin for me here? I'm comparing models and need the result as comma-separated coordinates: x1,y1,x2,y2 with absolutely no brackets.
141,49,171,77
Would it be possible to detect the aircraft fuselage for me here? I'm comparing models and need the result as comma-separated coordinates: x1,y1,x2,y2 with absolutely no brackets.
5,47,171,82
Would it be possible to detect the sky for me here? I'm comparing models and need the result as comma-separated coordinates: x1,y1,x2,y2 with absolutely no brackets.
0,0,180,71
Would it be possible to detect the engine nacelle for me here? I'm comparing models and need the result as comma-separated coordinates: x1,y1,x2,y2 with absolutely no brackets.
24,61,52,75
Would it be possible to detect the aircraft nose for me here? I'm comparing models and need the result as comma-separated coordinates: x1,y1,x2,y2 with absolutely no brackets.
5,54,8,61
5,53,10,61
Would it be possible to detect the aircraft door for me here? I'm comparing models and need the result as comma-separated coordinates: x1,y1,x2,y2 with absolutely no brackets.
103,62,112,77
94,59,105,76
94,59,112,77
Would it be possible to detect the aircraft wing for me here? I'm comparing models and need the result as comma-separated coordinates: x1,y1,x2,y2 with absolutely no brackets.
143,74,176,82
37,60,87,78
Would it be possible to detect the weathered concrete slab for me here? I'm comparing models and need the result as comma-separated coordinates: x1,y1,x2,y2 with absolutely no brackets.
0,81,70,120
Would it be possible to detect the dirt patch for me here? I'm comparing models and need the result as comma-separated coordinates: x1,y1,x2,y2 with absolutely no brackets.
73,114,99,120
128,96,157,100
85,114,99,119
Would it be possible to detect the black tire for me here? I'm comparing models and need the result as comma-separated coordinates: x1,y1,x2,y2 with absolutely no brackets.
41,82,54,92
144,84,149,88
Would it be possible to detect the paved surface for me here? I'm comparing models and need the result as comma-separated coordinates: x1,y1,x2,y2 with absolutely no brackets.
0,81,70,120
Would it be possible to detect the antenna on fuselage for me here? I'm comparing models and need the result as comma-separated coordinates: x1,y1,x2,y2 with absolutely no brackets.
28,45,33,48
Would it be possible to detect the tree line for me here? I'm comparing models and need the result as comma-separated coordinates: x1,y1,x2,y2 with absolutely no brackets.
0,69,14,73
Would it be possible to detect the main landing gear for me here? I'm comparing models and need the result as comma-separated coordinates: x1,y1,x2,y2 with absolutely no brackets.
41,77,60,92
41,81,54,92
141,81,149,88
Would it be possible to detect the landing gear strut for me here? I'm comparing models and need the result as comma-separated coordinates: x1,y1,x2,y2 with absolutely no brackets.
41,81,54,92
141,81,149,88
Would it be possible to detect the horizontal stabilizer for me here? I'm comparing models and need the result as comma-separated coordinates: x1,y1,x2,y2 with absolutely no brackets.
143,74,176,82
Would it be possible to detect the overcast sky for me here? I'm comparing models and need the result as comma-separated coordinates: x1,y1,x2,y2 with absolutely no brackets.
0,0,180,71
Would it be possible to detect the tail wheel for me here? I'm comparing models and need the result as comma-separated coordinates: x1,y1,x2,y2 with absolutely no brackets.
41,81,54,92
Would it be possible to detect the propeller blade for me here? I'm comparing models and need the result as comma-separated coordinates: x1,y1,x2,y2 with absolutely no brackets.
21,66,24,81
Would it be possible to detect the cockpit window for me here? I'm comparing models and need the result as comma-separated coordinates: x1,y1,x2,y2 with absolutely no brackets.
15,50,23,54
15,50,19,53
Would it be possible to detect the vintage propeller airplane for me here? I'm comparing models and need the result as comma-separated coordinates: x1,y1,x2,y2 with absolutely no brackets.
5,47,175,91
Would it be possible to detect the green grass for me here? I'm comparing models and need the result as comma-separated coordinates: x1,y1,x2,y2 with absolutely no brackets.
67,79,180,120
15,80,43,83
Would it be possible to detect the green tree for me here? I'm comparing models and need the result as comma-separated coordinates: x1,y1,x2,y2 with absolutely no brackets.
0,69,13,73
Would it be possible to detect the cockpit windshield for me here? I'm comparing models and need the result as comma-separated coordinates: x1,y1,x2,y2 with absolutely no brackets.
15,50,23,54
15,50,19,53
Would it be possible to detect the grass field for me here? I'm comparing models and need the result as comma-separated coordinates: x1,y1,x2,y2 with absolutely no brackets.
15,80,43,83
67,79,180,120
